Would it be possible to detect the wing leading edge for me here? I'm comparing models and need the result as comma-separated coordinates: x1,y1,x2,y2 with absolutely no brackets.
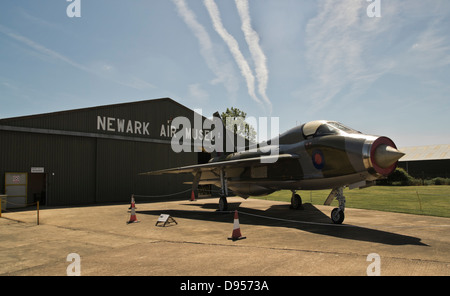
139,154,299,176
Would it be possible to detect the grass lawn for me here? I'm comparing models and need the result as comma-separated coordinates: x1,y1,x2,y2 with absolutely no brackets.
251,186,450,218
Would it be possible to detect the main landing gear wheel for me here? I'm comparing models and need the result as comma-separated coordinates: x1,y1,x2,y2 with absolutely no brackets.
331,208,345,224
219,196,228,212
326,187,346,224
290,193,303,210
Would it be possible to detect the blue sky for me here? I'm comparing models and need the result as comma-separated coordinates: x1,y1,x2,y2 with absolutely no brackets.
0,0,449,147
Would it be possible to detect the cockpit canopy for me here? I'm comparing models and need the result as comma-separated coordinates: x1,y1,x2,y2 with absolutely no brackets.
277,120,362,145
302,120,361,138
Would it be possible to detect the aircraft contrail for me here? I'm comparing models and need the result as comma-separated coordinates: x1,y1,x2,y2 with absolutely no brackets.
0,24,90,73
171,0,238,95
0,24,155,90
203,0,262,106
235,0,272,112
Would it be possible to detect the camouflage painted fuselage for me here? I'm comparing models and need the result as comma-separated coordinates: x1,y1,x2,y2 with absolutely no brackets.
143,120,404,199
210,121,403,198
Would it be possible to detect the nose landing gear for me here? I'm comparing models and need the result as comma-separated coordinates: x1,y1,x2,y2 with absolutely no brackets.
218,168,229,212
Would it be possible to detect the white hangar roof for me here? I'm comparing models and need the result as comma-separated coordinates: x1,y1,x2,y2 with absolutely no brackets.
398,144,450,162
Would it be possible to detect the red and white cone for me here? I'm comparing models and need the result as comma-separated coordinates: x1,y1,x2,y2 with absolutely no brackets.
228,210,246,241
190,190,196,202
128,195,137,210
127,198,140,224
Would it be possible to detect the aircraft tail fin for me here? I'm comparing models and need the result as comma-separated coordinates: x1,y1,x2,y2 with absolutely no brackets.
208,111,252,161
209,112,229,160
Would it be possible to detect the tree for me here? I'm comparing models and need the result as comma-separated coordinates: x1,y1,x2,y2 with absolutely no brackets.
221,107,257,143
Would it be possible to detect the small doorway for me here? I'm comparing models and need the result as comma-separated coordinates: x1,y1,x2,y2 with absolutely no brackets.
5,173,28,209
28,173,47,206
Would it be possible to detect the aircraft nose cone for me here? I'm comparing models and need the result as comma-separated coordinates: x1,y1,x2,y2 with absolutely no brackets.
373,145,405,169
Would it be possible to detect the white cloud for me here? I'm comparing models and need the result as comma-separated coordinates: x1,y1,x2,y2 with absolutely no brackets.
302,0,397,112
188,83,209,103
89,61,156,90
409,18,450,68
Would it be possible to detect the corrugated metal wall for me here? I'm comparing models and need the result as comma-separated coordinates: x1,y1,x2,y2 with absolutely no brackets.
398,159,450,179
95,138,194,203
0,98,196,140
0,98,200,207
0,130,96,206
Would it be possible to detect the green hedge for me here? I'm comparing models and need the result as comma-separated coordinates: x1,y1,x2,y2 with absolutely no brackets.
377,168,450,186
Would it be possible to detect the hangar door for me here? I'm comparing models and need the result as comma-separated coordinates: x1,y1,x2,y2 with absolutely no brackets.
5,173,27,209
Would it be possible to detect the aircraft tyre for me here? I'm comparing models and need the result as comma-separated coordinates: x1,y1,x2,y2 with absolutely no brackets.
290,194,303,210
219,196,228,212
331,208,345,224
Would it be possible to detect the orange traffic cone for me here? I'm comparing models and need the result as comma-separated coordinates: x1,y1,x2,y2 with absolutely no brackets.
228,210,246,241
127,200,140,224
128,195,137,210
190,190,196,202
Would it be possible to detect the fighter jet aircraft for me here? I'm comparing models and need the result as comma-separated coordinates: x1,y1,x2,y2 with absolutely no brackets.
141,117,404,224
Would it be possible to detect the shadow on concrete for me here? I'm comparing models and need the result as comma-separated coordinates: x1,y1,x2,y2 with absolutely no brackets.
137,201,427,246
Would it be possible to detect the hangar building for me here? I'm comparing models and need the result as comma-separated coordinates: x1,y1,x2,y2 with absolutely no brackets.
0,98,212,208
398,145,450,179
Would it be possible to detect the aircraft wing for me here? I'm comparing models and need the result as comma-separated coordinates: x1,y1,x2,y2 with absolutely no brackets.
139,154,299,175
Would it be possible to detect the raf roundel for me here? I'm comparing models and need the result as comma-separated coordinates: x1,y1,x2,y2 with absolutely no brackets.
312,149,325,170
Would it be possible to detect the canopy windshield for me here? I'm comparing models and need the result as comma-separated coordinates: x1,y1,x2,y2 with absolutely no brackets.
303,121,361,138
